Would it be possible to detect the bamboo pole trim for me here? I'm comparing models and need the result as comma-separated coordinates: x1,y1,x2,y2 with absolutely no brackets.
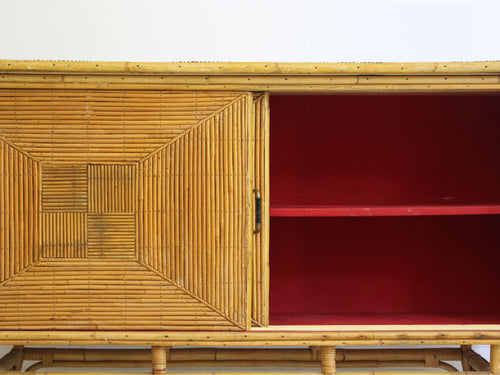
1,60,500,75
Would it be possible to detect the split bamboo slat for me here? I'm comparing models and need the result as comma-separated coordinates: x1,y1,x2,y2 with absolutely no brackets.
0,90,241,162
88,164,135,213
251,93,269,327
41,164,87,211
41,212,86,258
0,138,40,283
0,259,233,330
138,94,253,330
87,214,135,258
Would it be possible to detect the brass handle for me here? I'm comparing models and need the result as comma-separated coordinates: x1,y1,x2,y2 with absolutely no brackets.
254,189,261,234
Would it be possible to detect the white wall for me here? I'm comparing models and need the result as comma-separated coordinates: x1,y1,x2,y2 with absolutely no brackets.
0,0,499,62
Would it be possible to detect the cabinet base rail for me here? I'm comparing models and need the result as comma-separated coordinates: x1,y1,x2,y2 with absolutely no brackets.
1,345,499,374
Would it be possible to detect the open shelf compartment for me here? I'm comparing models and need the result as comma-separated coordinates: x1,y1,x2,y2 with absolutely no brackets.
269,93,500,325
269,215,500,325
270,94,500,215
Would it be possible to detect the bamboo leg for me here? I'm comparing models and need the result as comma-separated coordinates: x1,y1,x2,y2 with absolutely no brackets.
460,345,472,371
0,346,24,371
152,347,170,375
320,346,336,375
13,345,24,371
491,345,500,374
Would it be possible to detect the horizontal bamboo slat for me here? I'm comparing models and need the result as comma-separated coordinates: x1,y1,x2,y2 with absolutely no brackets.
0,260,234,330
137,94,252,330
41,164,87,212
87,214,135,258
0,138,40,282
0,90,242,162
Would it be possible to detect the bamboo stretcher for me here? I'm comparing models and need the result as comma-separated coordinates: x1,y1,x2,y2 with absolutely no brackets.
0,345,495,374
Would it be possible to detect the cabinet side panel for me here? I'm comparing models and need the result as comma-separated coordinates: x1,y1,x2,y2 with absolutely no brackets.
252,93,270,326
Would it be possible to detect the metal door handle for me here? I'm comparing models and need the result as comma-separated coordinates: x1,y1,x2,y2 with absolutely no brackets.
253,189,261,234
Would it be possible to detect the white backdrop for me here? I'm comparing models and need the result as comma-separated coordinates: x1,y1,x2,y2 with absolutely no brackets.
0,0,499,62
0,0,497,371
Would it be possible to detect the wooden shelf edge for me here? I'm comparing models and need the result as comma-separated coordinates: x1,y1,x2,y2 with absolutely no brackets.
270,205,500,217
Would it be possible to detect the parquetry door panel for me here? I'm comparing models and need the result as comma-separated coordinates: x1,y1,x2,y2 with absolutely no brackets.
0,90,254,331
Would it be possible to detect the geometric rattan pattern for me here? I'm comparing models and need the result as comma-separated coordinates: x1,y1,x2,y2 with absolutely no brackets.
0,90,252,330
138,94,253,329
0,138,40,282
0,259,234,330
0,89,242,163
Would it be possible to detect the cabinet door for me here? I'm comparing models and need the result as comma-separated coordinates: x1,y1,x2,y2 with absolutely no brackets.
0,90,254,331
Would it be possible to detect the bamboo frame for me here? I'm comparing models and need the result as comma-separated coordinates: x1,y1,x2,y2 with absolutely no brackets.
0,60,499,92
2,328,500,345
1,60,499,75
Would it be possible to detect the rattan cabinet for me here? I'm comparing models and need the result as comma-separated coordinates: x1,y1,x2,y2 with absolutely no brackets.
0,60,499,374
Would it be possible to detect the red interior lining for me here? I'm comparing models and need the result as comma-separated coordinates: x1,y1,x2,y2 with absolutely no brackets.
269,216,500,325
270,94,500,207
268,94,500,325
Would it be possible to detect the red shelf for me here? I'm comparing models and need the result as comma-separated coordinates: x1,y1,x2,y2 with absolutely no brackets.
270,313,500,325
270,204,500,217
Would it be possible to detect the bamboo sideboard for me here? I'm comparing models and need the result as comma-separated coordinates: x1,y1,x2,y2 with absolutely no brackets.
0,60,499,374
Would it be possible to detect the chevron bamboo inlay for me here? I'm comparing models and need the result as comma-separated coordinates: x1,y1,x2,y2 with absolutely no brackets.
0,89,253,330
0,89,241,162
138,94,253,329
0,138,40,282
0,259,234,330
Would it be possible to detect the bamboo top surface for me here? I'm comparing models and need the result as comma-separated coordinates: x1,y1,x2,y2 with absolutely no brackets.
1,60,500,75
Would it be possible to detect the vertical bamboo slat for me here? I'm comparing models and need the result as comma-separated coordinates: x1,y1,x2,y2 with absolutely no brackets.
138,94,252,329
251,93,270,327
41,212,87,258
0,139,40,282
88,164,135,213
